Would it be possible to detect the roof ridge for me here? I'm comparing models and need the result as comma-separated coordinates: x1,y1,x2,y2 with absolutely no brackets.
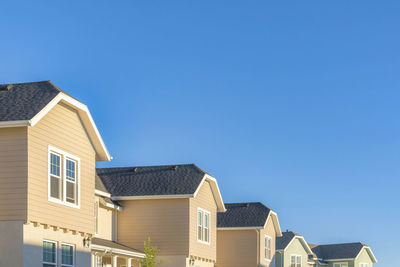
0,80,51,86
96,163,199,170
314,242,364,247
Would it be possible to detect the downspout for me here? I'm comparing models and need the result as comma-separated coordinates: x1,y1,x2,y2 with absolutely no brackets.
256,229,260,267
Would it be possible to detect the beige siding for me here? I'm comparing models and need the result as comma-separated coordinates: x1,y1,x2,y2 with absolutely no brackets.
0,127,28,221
117,199,190,255
96,196,114,240
189,181,217,261
216,229,258,267
259,215,277,267
27,102,96,233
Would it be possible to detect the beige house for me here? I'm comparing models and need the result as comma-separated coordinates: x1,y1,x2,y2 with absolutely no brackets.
96,164,226,267
0,81,226,267
216,202,282,267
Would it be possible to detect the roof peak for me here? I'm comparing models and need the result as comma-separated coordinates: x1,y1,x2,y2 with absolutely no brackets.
0,80,51,86
315,242,364,247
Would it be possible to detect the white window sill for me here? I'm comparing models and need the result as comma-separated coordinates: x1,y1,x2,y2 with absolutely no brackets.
49,197,80,209
197,239,210,246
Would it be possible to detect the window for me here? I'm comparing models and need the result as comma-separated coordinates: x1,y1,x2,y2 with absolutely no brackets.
94,200,99,235
61,244,74,267
264,235,272,260
43,240,57,267
197,208,210,244
48,146,80,208
333,264,348,267
290,255,301,267
360,264,368,267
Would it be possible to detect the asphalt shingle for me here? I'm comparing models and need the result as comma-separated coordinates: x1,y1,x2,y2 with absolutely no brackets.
96,164,206,197
276,231,301,250
311,242,364,260
0,81,65,122
217,202,271,228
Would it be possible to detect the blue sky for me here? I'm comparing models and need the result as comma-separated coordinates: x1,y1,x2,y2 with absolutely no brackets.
1,1,398,266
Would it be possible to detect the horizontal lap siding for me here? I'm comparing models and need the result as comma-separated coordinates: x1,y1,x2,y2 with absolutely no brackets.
189,181,217,261
216,230,258,267
117,199,190,255
27,102,96,233
259,215,277,267
0,127,28,221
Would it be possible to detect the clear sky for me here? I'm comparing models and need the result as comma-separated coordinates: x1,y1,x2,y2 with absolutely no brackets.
1,1,398,266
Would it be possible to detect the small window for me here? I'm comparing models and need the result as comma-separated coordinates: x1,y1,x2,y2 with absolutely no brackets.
360,264,368,267
296,255,301,267
61,244,74,267
334,264,348,267
290,255,301,267
197,209,210,244
50,153,61,200
65,159,77,204
43,240,57,267
264,235,272,260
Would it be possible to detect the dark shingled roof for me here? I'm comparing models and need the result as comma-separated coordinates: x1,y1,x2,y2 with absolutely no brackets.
95,174,109,193
311,242,365,260
0,81,67,122
217,202,271,228
276,231,301,250
96,164,206,197
91,237,144,255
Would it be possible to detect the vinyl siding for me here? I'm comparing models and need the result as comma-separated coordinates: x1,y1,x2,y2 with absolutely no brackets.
189,181,217,261
96,196,114,240
354,248,374,267
216,229,258,267
0,127,28,221
260,215,277,267
281,238,311,267
117,199,190,255
27,102,96,233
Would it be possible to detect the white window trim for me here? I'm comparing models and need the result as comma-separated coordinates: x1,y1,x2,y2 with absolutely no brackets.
333,263,347,267
290,254,302,267
94,200,99,236
197,208,211,245
43,239,57,266
264,235,272,261
48,145,81,209
61,243,75,267
359,263,368,267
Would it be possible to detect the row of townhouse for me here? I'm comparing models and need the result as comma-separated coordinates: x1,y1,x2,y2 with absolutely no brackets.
0,81,377,267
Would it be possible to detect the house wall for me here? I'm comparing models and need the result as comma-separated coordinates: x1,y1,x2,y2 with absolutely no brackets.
96,196,114,240
259,215,277,267
282,238,311,267
27,102,96,234
0,127,28,221
0,220,24,267
23,222,91,267
117,198,190,256
216,229,258,267
189,181,218,261
354,248,374,267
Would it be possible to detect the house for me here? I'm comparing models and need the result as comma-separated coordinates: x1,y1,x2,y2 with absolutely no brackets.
275,230,315,267
216,202,282,267
0,81,145,267
96,164,226,267
309,242,377,267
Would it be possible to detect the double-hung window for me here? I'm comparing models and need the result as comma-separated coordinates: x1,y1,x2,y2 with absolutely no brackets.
43,240,57,267
61,243,74,267
334,264,348,267
290,255,301,267
264,235,272,260
48,146,80,208
360,264,368,267
197,208,210,244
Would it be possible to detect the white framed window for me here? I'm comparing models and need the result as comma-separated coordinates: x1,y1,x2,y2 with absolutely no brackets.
48,146,80,208
43,240,57,267
264,235,272,260
61,243,74,267
197,208,210,244
290,255,301,267
333,264,348,267
360,264,368,267
94,200,99,235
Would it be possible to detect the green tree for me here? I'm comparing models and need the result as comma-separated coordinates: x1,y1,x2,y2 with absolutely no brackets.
141,237,161,267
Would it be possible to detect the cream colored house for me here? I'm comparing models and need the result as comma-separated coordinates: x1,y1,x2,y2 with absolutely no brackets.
96,164,226,267
216,202,282,267
0,81,145,267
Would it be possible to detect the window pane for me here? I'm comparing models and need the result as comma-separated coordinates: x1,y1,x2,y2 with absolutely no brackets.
50,154,60,177
291,256,296,264
66,160,76,182
50,176,60,199
197,211,203,241
43,241,56,263
44,264,56,267
204,213,209,228
62,244,73,265
204,228,209,242
66,181,75,203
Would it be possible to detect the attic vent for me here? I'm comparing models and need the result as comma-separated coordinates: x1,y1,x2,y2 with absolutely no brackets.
0,84,13,91
172,166,178,171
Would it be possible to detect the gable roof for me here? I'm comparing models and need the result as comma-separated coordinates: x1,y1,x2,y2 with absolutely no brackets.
217,202,270,228
0,81,111,161
311,242,377,262
96,164,226,211
276,231,314,255
91,237,144,258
